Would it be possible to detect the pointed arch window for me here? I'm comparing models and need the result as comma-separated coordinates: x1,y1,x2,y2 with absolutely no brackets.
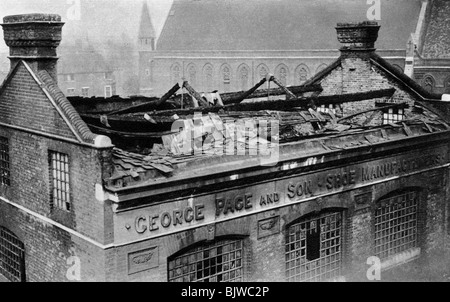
239,66,249,91
204,65,213,92
171,64,181,84
187,64,197,87
423,75,434,93
278,67,288,86
296,67,309,84
258,66,268,79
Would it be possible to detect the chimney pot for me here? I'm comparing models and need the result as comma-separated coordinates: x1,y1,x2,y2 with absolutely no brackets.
1,13,64,82
336,21,380,51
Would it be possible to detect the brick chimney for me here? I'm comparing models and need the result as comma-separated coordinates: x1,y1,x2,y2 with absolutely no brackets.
336,21,380,52
335,21,381,94
1,14,64,83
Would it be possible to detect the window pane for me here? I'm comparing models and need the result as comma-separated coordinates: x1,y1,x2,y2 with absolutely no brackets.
168,239,244,282
48,151,70,211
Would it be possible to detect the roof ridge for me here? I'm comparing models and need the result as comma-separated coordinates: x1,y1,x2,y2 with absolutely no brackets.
36,69,98,144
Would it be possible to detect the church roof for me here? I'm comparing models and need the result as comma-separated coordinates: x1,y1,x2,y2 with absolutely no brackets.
156,0,422,51
421,0,450,59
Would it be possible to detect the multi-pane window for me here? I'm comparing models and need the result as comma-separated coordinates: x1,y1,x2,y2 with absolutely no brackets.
48,151,71,211
374,191,418,260
81,87,89,98
286,211,343,282
382,107,404,124
0,227,26,282
66,88,76,96
104,85,112,98
0,137,10,186
168,239,244,282
317,104,337,115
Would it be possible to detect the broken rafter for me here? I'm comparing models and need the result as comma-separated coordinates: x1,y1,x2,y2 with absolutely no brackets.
149,88,398,116
108,83,181,115
228,77,268,104
86,123,178,138
271,76,297,100
182,81,210,107
313,88,396,107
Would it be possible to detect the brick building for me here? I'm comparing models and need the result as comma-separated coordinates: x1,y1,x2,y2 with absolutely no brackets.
1,14,450,282
57,43,117,98
139,0,423,97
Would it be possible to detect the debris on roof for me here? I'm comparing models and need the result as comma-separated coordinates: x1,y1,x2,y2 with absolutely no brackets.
65,74,450,189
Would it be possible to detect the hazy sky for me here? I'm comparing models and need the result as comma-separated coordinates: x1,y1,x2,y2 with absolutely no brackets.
0,0,173,51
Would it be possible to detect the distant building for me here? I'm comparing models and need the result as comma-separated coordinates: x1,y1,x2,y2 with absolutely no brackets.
412,0,450,94
139,0,424,96
58,42,117,98
2,13,450,282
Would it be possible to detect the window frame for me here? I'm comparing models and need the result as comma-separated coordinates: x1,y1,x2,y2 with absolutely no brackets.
81,87,90,98
104,85,112,98
167,237,247,282
0,136,10,186
48,150,71,212
373,190,421,261
285,210,345,282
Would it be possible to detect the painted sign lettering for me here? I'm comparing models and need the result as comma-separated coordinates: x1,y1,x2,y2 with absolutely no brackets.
114,147,447,245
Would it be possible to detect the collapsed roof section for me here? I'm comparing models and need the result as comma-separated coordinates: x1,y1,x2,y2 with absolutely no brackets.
65,21,450,192
68,72,448,191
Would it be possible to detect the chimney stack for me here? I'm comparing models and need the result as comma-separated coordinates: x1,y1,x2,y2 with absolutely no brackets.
1,14,64,83
336,21,380,52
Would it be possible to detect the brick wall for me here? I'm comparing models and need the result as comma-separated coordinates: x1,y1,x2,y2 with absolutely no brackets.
0,64,76,140
0,61,113,281
103,162,448,282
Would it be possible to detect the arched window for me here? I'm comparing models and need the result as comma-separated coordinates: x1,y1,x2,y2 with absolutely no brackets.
257,64,269,80
422,75,435,93
444,76,450,94
221,65,232,92
168,238,245,282
374,190,420,260
203,64,214,92
285,210,344,282
0,227,26,282
187,64,197,87
149,60,155,83
171,64,181,84
295,65,309,84
276,65,288,86
238,64,250,91
316,64,328,74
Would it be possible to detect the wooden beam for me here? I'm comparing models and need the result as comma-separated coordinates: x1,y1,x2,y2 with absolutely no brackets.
148,88,397,116
107,83,181,115
271,76,297,100
183,81,210,107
